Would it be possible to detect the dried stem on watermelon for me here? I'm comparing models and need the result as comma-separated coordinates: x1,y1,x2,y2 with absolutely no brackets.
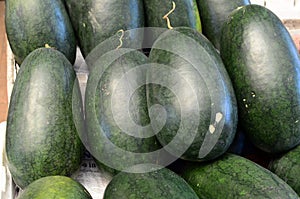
163,1,176,29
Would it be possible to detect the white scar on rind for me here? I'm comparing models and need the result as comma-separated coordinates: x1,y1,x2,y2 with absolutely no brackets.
209,125,216,134
215,112,223,123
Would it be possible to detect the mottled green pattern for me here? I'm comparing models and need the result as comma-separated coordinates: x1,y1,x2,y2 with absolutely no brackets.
143,0,202,32
6,48,84,189
220,5,300,153
196,0,250,50
85,50,161,173
5,0,76,65
269,145,300,195
104,168,199,199
148,27,237,161
17,176,92,199
182,153,300,199
64,0,144,57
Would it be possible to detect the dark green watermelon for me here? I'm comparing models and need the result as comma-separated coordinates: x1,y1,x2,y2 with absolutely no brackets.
220,5,300,153
196,0,250,50
181,153,299,198
147,27,238,161
5,0,76,64
6,48,84,188
104,168,199,199
85,49,161,173
64,0,144,57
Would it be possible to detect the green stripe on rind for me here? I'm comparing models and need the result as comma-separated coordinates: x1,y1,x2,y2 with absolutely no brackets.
192,0,202,32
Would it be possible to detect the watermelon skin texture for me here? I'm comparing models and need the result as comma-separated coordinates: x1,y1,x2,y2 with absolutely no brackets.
64,0,144,58
143,0,202,32
147,27,238,161
196,0,250,50
269,144,300,195
5,0,76,65
220,5,300,153
6,48,84,189
181,153,300,199
17,176,92,199
85,49,161,173
104,168,199,199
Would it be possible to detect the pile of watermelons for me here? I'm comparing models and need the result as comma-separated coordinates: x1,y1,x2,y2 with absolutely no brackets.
5,0,300,198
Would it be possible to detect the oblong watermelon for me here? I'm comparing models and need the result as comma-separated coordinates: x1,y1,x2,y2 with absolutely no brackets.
6,48,84,188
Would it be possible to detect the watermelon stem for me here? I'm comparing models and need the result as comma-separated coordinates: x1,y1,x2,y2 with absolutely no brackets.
163,1,176,29
116,29,125,49
44,43,56,50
